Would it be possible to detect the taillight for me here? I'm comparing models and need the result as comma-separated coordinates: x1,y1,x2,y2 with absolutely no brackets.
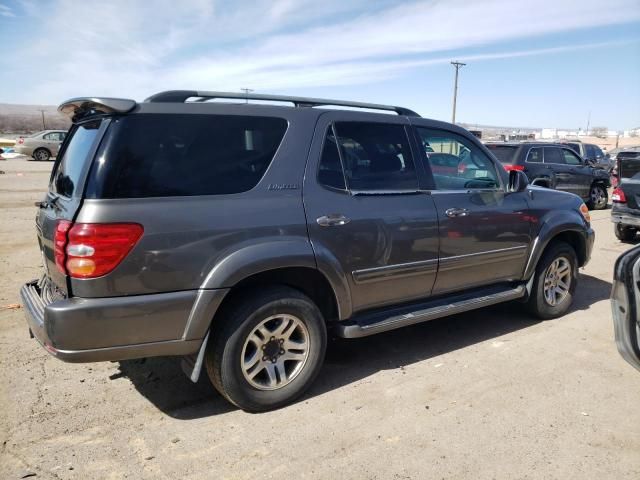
612,188,626,203
504,164,525,172
65,223,144,278
17,137,24,145
54,220,72,274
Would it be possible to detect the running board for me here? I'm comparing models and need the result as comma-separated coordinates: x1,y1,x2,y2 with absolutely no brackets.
336,284,526,338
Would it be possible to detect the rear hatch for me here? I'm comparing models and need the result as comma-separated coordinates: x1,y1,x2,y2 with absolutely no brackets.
617,152,640,210
36,119,106,295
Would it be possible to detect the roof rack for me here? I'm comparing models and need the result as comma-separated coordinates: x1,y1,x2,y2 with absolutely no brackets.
144,90,420,117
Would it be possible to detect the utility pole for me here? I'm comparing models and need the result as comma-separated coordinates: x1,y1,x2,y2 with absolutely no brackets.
450,61,466,124
240,88,254,104
586,110,591,135
38,109,46,129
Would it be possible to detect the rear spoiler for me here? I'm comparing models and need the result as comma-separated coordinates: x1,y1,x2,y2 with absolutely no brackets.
58,97,136,122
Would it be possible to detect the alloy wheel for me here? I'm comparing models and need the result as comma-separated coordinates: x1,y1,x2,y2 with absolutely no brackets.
241,314,310,390
543,257,572,307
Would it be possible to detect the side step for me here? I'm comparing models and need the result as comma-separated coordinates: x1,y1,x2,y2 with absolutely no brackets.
336,284,526,338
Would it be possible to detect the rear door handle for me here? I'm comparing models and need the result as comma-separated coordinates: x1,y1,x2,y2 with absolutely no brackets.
445,207,469,218
317,214,350,227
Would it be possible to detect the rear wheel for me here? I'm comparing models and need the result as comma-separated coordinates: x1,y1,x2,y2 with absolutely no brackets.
615,224,637,242
205,286,327,412
33,148,51,161
527,242,577,319
587,183,608,210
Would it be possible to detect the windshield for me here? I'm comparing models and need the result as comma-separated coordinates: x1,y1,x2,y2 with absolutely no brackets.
50,120,102,197
485,145,518,164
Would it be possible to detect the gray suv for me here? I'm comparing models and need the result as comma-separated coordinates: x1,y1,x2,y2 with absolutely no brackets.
21,91,595,411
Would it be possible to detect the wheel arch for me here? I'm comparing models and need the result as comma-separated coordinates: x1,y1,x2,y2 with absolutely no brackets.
523,221,589,280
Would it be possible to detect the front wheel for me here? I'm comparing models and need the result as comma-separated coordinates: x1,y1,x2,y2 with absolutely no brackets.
587,184,608,210
205,286,327,412
526,242,578,319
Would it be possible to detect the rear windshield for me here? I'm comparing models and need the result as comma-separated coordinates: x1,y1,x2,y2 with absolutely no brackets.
50,120,102,197
86,114,288,198
485,145,518,164
619,155,640,180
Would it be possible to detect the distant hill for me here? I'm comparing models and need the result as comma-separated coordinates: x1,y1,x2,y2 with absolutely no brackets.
0,103,70,134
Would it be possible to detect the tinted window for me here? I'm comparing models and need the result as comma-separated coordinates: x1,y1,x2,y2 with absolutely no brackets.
333,122,418,191
585,144,597,159
417,128,500,190
318,126,346,190
51,120,101,197
562,149,582,165
593,146,604,158
526,147,542,163
486,145,518,164
88,114,287,198
543,147,565,164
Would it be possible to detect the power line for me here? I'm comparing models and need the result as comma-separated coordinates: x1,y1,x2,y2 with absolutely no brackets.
450,61,466,124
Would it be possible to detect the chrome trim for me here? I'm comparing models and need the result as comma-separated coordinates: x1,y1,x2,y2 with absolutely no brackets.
352,258,438,284
439,245,528,272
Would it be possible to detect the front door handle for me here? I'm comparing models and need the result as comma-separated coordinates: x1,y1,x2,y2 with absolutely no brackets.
445,207,469,218
317,214,350,227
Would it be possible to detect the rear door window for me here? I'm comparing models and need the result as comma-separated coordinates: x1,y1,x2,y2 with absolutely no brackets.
87,114,288,198
50,120,102,197
332,122,418,191
543,147,565,164
318,126,346,190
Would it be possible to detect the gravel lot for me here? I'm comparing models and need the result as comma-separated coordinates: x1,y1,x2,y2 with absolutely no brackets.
1,158,639,479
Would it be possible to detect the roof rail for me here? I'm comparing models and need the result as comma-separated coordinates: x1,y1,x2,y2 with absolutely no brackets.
144,90,420,117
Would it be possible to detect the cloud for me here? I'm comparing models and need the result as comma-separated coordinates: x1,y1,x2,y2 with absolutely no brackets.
1,0,640,103
0,3,16,17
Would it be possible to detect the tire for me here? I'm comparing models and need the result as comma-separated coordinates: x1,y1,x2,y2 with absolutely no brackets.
615,224,637,242
526,241,578,320
587,183,608,210
205,286,327,412
33,148,51,161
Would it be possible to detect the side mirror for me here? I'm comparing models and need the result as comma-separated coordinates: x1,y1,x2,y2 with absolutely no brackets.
508,169,529,193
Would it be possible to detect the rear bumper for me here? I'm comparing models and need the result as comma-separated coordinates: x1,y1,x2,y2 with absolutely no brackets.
14,145,34,156
611,206,640,227
20,279,224,363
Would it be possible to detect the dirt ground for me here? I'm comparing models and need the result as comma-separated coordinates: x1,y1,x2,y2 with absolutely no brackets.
1,158,639,480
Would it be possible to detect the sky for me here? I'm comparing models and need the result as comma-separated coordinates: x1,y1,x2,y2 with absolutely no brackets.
1,0,639,130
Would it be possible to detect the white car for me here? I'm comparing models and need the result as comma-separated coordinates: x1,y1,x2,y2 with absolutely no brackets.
15,130,67,161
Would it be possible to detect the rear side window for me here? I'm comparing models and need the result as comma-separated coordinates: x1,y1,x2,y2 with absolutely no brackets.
543,147,565,164
88,114,287,198
566,143,581,155
51,120,101,197
332,122,418,191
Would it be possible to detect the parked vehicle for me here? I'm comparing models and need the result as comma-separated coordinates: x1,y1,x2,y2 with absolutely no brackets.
611,151,640,241
15,130,67,161
21,92,594,411
611,245,640,371
559,140,611,170
486,142,611,210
